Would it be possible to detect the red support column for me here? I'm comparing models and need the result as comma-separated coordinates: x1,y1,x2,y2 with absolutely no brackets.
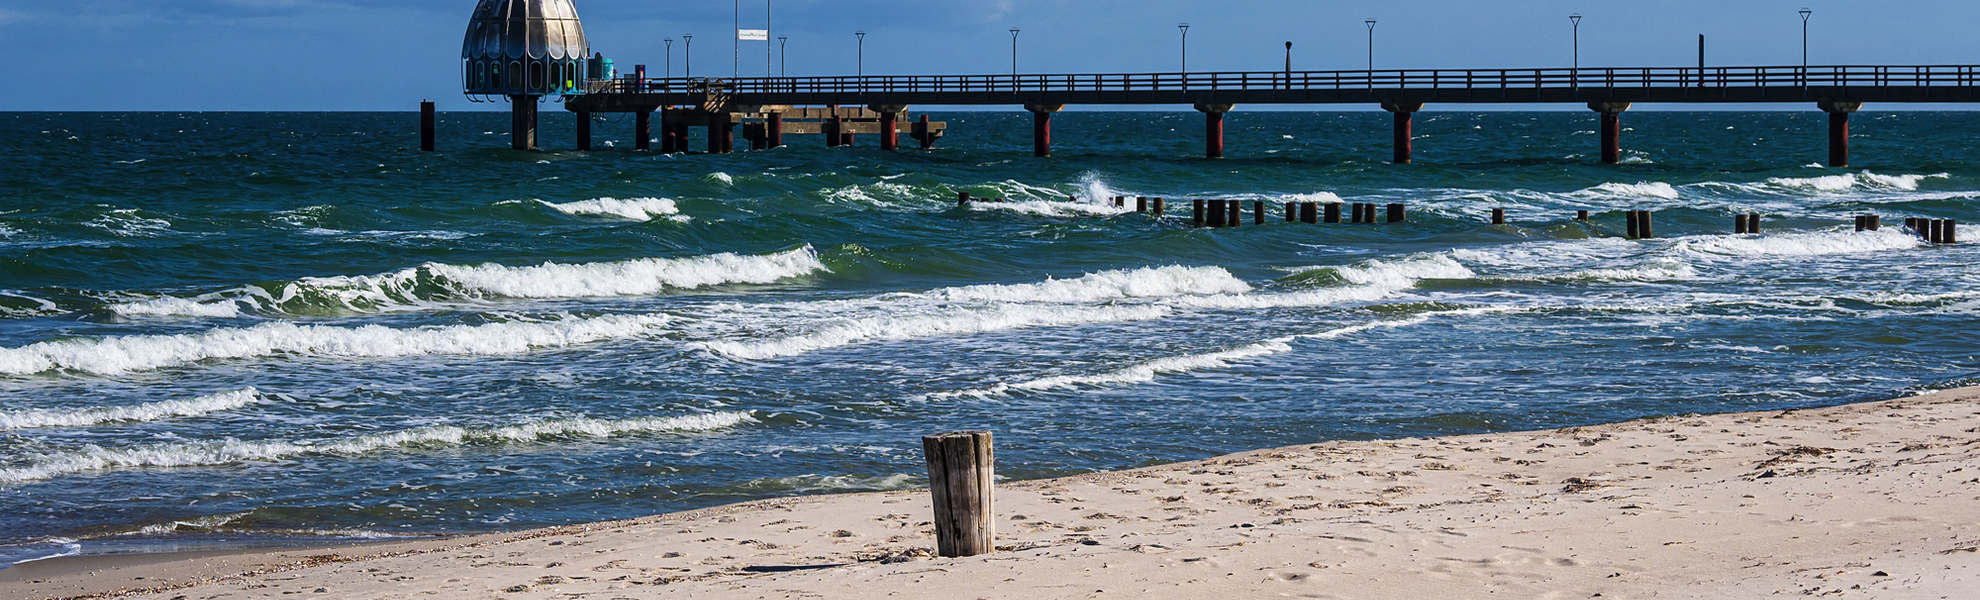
827,114,843,147
1820,101,1861,168
1195,103,1234,159
1588,102,1631,165
721,119,735,153
1025,103,1062,158
768,112,784,148
917,115,935,149
1381,101,1424,164
658,110,676,153
881,113,898,151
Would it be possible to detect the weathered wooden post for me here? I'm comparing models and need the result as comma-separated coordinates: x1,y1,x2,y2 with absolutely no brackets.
1300,202,1318,224
1255,201,1267,225
1577,210,1590,221
1193,199,1207,227
1946,220,1958,244
1749,214,1761,234
1136,197,1148,213
923,431,994,558
1640,210,1655,239
1865,215,1879,231
1152,198,1165,216
1737,214,1750,234
1626,210,1642,239
1491,208,1507,225
1387,203,1406,223
958,192,971,207
1285,201,1298,222
420,101,436,152
1929,219,1946,244
1228,200,1243,227
1325,203,1343,224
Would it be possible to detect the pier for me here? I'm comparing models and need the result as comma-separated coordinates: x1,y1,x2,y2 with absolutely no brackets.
452,1,1980,166
531,66,1980,166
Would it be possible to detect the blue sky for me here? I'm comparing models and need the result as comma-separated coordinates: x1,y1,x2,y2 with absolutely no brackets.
2,0,1976,111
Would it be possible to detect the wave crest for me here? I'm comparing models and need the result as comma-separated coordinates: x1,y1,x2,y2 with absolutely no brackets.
0,389,261,430
0,411,754,484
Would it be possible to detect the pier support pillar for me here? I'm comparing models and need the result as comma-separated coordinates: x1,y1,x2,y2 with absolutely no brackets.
576,112,592,151
872,105,907,151
419,100,435,152
913,115,939,149
1025,103,1063,158
707,117,724,154
722,118,736,153
633,110,649,152
1196,103,1235,159
1588,102,1631,164
768,112,784,148
510,95,538,150
1820,101,1861,168
1382,101,1424,164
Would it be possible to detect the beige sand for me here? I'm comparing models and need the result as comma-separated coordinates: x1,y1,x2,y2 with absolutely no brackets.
8,386,1980,600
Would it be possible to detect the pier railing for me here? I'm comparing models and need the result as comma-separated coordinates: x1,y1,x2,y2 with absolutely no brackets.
587,65,1980,96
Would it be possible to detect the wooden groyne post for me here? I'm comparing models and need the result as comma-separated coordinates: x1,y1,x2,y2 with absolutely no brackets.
419,101,436,152
923,431,995,558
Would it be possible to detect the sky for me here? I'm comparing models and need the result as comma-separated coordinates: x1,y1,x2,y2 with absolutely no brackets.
2,0,1977,111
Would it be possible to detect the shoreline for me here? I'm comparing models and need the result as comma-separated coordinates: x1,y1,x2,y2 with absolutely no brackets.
7,385,1978,599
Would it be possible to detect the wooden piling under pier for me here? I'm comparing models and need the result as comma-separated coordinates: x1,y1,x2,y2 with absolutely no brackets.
1325,203,1343,224
1492,208,1507,225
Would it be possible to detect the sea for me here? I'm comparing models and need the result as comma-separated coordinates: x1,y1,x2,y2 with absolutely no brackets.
1,109,1975,566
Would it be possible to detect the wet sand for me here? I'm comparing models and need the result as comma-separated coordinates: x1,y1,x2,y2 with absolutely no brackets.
9,386,1979,599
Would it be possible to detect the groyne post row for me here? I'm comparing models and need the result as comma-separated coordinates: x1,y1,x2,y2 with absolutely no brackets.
954,194,1958,242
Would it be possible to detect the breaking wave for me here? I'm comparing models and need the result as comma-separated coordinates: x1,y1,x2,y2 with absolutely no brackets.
0,314,672,376
532,197,686,222
110,247,826,317
1674,228,1925,258
0,411,755,484
928,266,1251,303
0,389,261,430
699,304,1170,360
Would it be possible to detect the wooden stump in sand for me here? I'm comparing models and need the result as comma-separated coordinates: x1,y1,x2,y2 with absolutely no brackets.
922,431,994,558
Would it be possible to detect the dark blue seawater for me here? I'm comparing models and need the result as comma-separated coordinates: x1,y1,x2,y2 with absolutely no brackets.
1,110,1976,564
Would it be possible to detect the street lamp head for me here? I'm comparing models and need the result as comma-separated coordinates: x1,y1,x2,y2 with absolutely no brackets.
1570,13,1581,24
1178,23,1189,33
856,30,866,39
1286,41,1293,49
1799,8,1812,19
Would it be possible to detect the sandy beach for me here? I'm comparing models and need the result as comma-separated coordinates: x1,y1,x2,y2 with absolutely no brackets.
7,386,1977,600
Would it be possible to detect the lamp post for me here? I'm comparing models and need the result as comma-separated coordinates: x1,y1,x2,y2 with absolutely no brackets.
1284,41,1292,89
1178,24,1190,74
1570,14,1582,89
1799,8,1812,69
683,34,693,79
1365,19,1377,71
664,38,673,79
1365,19,1376,89
856,31,866,79
779,36,788,78
1009,28,1020,79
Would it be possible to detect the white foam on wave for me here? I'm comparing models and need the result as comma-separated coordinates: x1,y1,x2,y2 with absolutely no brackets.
1177,255,1472,310
534,198,685,222
929,266,1251,304
112,297,243,318
84,209,172,237
698,304,1170,360
108,247,827,317
1577,182,1681,200
0,314,672,376
0,291,60,318
1764,171,1946,193
1674,228,1924,258
968,179,1132,217
0,388,261,430
0,411,754,484
936,308,1515,398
